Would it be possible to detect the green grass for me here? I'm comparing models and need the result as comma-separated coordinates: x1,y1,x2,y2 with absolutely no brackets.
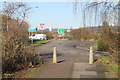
35,40,49,43
92,43,98,50
98,56,111,63
28,40,50,47
93,42,120,77
3,73,16,78
29,44,38,47
96,56,120,76
109,63,120,74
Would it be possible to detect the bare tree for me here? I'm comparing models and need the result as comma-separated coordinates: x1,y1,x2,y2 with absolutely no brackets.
73,1,119,26
2,2,34,73
3,2,31,31
73,1,120,64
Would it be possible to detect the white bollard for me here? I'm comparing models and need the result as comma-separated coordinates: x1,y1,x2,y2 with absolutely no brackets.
89,46,94,64
53,47,57,63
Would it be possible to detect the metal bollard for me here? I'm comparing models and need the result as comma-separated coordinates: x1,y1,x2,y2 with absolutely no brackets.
53,47,57,63
89,46,94,64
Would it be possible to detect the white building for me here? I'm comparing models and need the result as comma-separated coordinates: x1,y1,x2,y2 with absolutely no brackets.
49,26,52,31
66,29,71,32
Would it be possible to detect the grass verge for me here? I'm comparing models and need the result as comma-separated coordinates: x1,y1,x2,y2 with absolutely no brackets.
29,44,38,47
35,40,49,43
95,56,120,78
28,40,50,47
92,43,98,50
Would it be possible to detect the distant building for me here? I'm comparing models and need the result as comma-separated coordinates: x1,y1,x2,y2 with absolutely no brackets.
66,29,71,32
44,28,49,31
52,28,58,32
49,26,52,31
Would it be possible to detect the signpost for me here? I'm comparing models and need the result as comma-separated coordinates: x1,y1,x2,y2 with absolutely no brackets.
40,24,45,34
57,29,65,35
28,29,37,32
28,28,37,44
57,29,65,39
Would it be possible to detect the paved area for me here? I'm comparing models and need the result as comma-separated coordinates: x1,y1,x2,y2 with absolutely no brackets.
72,63,111,78
24,40,110,78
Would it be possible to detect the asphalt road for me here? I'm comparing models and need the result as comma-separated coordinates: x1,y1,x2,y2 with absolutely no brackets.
25,40,96,78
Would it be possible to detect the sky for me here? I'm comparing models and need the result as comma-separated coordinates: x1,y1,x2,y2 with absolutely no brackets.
25,1,119,30
1,1,118,29
26,2,83,29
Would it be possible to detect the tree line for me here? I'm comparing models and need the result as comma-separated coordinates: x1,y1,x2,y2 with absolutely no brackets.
68,27,99,41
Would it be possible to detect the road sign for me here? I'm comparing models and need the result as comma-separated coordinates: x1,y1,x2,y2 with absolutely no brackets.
40,24,44,28
40,24,45,32
40,24,44,25
57,29,65,34
28,29,37,32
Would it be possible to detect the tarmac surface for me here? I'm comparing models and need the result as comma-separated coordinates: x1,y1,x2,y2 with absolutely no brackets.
24,40,110,78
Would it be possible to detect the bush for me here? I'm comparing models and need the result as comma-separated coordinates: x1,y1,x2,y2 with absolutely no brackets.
2,3,45,74
2,46,35,73
97,38,108,51
29,54,46,65
2,51,46,73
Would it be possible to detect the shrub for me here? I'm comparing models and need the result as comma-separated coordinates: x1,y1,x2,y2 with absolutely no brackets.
97,38,108,51
2,3,33,73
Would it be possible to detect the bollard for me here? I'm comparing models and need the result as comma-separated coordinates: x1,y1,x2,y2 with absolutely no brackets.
53,47,57,63
89,46,94,64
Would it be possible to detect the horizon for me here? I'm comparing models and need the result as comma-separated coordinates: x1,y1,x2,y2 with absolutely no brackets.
26,2,102,29
1,1,117,29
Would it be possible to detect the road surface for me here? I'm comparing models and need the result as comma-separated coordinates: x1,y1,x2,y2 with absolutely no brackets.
24,40,95,78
